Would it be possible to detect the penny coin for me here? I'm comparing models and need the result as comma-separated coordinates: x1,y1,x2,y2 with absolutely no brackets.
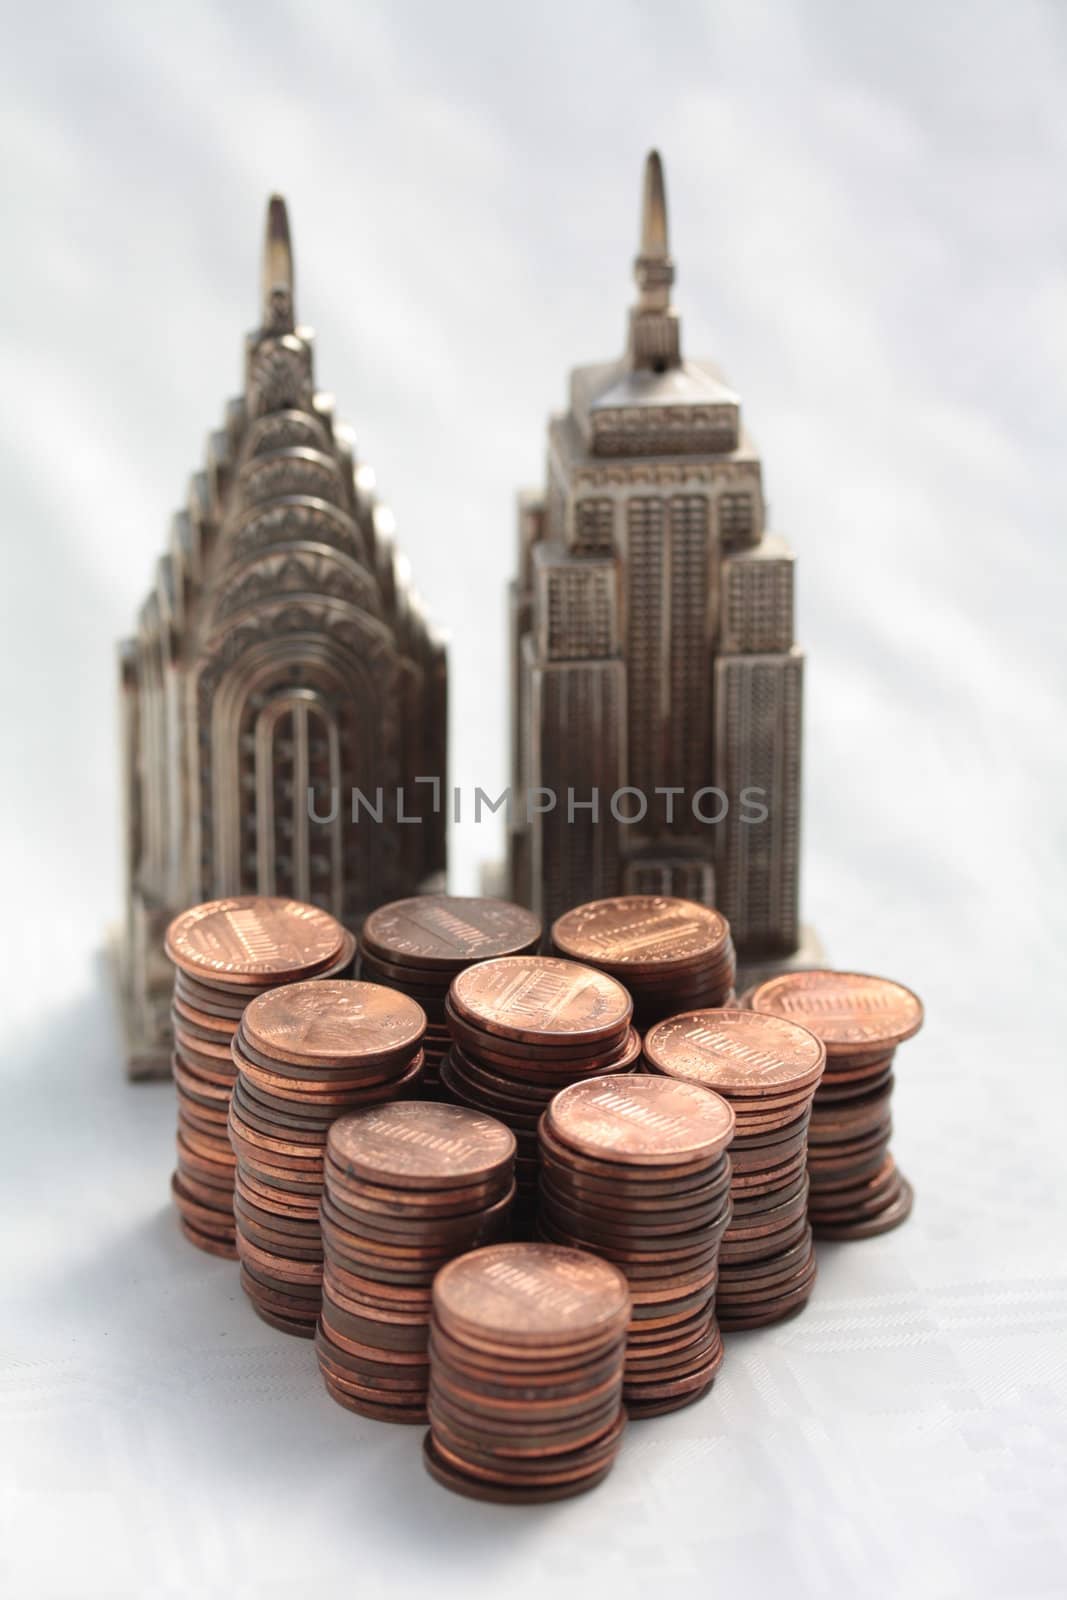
546,1074,735,1167
812,1174,914,1238
327,1101,516,1192
421,1432,617,1504
644,1007,826,1098
750,970,924,1056
362,896,542,969
552,896,729,973
449,957,632,1046
242,979,426,1067
165,896,345,984
433,1244,630,1350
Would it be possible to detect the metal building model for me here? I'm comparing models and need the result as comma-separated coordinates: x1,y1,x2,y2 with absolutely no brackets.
508,152,808,969
118,198,446,1076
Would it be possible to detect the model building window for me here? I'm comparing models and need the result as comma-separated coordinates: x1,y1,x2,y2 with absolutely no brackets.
718,492,752,548
574,498,615,554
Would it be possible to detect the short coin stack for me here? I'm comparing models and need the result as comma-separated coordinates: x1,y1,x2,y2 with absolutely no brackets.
538,1075,735,1416
359,896,542,1095
229,979,426,1334
425,1243,630,1503
316,1101,517,1422
551,895,736,1027
749,970,924,1238
164,896,352,1257
644,1008,825,1330
441,956,639,1225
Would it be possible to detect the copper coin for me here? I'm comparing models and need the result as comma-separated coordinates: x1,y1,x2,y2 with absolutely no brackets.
325,1164,510,1220
644,1007,826,1098
812,1174,914,1238
427,1411,624,1486
235,1045,425,1107
178,1218,238,1258
362,896,541,969
427,1387,622,1455
242,979,426,1067
427,1404,619,1471
172,996,237,1037
536,1113,718,1186
750,970,924,1056
323,1182,513,1250
233,1026,420,1088
626,1318,721,1375
718,1266,818,1328
235,1217,323,1262
315,1344,422,1395
324,1262,432,1310
327,1100,515,1192
551,896,729,971
624,1346,723,1402
546,1073,735,1168
540,1187,730,1252
432,1243,629,1350
166,896,345,984
320,1375,427,1424
449,957,632,1046
445,1004,637,1073
540,1158,731,1215
421,1432,618,1504
322,1299,428,1356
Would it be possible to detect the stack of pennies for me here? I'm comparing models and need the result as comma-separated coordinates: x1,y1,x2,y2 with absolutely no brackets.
424,1242,630,1503
749,970,924,1239
440,955,639,1226
316,1100,517,1422
228,979,426,1335
164,896,352,1258
551,895,736,1027
359,896,542,1095
537,1074,735,1416
643,1008,826,1330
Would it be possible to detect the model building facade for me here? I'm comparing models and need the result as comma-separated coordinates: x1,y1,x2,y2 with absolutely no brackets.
118,198,446,1075
508,153,803,960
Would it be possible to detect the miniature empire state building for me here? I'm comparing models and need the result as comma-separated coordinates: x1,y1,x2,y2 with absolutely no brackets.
118,197,446,1077
508,152,809,968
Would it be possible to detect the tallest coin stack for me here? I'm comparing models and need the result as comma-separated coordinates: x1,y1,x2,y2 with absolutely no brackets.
164,896,352,1257
441,956,639,1227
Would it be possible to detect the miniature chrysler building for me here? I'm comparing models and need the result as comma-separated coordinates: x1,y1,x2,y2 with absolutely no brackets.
118,198,446,1076
508,152,805,964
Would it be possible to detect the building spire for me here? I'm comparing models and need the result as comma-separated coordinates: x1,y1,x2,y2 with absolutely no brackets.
261,194,295,334
629,150,680,371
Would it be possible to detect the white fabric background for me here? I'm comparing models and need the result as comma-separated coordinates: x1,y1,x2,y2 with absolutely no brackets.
1,2,1065,1596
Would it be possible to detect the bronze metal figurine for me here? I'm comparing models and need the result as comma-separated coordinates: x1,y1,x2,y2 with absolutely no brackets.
507,152,818,975
117,197,446,1078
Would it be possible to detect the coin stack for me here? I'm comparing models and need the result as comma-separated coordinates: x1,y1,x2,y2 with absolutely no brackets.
164,896,353,1258
441,956,639,1227
538,1075,735,1416
316,1101,517,1422
424,1243,630,1503
551,895,736,1028
643,1008,825,1330
228,979,426,1334
749,970,924,1238
359,896,542,1095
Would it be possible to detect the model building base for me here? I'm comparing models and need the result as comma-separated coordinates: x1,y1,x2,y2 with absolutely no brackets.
109,929,172,1082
